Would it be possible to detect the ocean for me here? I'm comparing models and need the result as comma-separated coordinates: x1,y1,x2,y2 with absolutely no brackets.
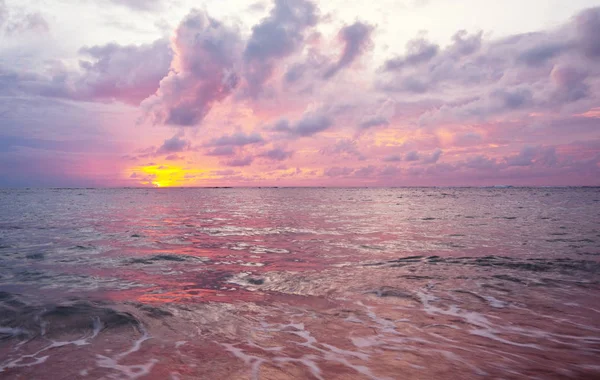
0,188,599,379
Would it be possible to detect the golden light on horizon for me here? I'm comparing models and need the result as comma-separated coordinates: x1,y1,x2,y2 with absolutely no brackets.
128,164,216,187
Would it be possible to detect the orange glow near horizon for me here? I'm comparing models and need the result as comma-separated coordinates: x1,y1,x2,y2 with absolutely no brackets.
129,164,215,187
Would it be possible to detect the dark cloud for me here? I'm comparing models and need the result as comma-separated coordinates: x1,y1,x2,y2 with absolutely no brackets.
358,115,389,129
404,151,420,161
206,146,236,156
243,0,319,95
448,30,483,57
489,88,533,110
272,111,333,137
0,38,172,105
205,132,264,147
284,62,307,83
223,156,254,167
142,10,241,126
323,21,374,79
156,135,190,154
353,165,377,178
76,39,172,105
550,65,589,103
505,146,536,167
505,146,558,168
575,7,600,58
421,148,442,164
517,42,568,66
384,36,439,71
260,147,293,161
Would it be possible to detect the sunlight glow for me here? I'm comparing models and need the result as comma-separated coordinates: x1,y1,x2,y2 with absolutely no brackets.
128,165,215,187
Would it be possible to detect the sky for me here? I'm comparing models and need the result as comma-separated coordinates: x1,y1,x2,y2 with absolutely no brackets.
0,0,599,187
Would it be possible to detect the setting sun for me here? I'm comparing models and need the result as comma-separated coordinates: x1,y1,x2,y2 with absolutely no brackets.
128,164,217,187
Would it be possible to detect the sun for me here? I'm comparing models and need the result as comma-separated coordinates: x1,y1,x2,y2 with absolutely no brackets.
128,164,215,187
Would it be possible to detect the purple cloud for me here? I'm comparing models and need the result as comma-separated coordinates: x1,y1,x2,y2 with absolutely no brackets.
404,151,420,161
260,147,293,161
243,0,319,96
358,116,389,129
223,156,254,167
324,21,374,79
142,10,241,126
156,135,190,155
205,132,264,147
77,39,172,105
384,36,439,71
206,146,237,157
272,111,333,137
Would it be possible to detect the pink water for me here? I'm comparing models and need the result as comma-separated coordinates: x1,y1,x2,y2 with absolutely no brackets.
0,188,599,379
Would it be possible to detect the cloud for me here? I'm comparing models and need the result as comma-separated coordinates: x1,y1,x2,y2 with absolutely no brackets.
421,148,442,164
384,35,439,71
505,146,557,167
272,111,333,137
377,6,600,122
324,166,354,177
575,7,600,58
142,9,241,126
4,12,49,35
1,3,600,187
320,139,362,158
358,116,389,129
448,30,483,57
453,132,482,147
165,154,184,161
353,165,377,177
260,147,293,161
76,39,172,105
107,0,164,11
0,1,6,28
383,154,402,162
404,151,420,161
516,42,567,66
156,135,190,154
464,155,498,170
223,156,254,167
0,38,172,105
550,65,589,103
205,132,264,147
324,21,374,79
0,1,49,35
380,165,401,176
243,0,319,95
206,146,236,156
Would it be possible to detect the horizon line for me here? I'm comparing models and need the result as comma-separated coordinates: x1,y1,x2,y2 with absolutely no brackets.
2,185,599,190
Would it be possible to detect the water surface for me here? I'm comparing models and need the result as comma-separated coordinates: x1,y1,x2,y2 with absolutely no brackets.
1,188,599,379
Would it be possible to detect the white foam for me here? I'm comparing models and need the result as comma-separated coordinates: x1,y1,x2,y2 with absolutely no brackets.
95,330,157,379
